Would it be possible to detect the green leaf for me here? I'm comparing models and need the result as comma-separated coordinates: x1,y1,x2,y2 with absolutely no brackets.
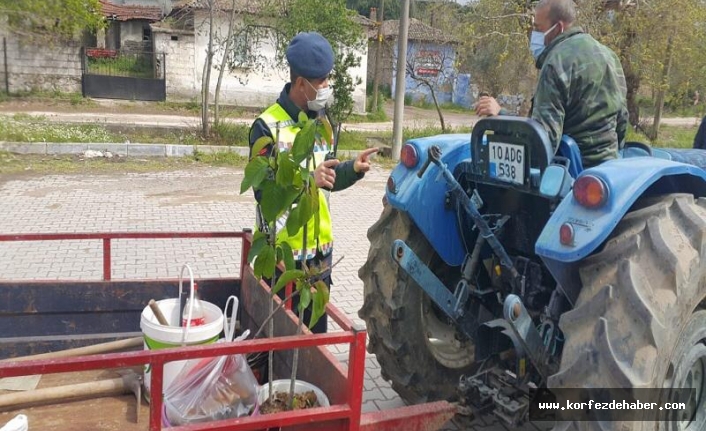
314,280,330,304
283,186,300,209
310,290,326,329
240,157,270,194
253,245,276,279
298,194,314,225
297,111,308,125
247,230,268,263
259,182,288,222
310,183,320,239
298,282,312,313
273,269,305,295
285,204,302,236
276,152,295,186
321,116,334,145
252,136,274,158
291,120,317,165
279,242,295,271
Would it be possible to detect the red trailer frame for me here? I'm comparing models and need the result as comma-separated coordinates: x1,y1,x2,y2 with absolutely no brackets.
0,231,455,431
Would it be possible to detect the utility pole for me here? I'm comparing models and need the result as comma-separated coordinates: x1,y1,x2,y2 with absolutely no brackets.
391,0,410,161
372,0,384,112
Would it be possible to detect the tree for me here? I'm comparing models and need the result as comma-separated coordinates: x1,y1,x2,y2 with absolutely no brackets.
240,114,332,410
406,45,456,131
0,0,106,41
275,0,366,124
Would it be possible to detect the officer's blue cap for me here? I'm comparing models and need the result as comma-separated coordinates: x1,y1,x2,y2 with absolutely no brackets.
286,32,334,80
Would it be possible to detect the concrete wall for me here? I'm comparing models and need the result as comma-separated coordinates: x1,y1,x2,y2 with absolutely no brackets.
189,11,368,113
391,40,457,106
1,32,82,94
153,28,198,100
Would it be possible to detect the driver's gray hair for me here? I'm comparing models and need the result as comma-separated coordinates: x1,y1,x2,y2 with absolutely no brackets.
537,0,577,24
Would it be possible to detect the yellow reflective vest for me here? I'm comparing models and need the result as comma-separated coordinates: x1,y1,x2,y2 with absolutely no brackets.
255,103,334,261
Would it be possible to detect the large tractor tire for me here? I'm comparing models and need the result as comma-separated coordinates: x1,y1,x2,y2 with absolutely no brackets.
550,194,706,431
358,205,476,403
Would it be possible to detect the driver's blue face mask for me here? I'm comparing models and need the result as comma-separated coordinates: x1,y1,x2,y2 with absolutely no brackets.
530,22,558,60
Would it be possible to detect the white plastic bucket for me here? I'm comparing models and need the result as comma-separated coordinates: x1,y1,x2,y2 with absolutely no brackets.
140,298,224,399
258,379,330,408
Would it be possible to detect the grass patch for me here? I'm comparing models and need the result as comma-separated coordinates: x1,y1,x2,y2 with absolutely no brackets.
192,149,248,166
628,124,697,149
0,117,120,142
0,151,201,176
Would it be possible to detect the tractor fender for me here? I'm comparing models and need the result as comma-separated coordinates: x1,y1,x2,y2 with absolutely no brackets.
385,134,471,267
535,157,706,263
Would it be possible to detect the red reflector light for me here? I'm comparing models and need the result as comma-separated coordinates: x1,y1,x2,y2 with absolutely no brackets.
560,223,574,246
400,144,419,168
573,175,608,209
387,176,397,194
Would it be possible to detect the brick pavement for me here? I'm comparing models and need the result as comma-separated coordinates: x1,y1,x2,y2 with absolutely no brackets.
0,165,548,431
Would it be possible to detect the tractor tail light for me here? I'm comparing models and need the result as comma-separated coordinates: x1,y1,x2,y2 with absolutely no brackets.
573,175,609,209
560,223,575,246
400,144,419,168
387,176,397,194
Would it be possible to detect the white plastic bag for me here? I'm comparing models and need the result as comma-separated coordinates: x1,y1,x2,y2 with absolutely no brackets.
164,296,259,425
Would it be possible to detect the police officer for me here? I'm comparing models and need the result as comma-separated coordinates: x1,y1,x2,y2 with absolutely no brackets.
248,31,378,333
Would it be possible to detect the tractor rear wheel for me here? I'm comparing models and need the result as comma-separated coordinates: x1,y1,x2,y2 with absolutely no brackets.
358,205,476,403
550,194,706,431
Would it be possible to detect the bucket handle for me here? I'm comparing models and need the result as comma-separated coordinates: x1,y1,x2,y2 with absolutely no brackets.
223,295,239,342
178,263,196,346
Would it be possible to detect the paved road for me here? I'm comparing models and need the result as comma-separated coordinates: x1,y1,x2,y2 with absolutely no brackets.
0,165,550,431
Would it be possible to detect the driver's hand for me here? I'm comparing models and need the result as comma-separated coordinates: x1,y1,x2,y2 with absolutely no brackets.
475,96,502,117
314,158,339,189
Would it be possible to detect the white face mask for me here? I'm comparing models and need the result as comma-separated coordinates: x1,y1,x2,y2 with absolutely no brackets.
304,79,333,111
530,22,558,60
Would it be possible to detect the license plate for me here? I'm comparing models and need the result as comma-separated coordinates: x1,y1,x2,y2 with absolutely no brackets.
488,142,524,185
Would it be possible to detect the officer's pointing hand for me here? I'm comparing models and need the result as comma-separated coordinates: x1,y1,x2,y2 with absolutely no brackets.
315,158,339,189
354,148,379,174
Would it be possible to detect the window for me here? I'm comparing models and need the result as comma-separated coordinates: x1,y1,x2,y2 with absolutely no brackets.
143,27,152,42
228,32,251,69
171,35,179,41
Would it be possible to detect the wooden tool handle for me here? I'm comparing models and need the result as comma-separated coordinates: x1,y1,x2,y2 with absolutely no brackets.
0,378,129,410
2,337,144,363
149,299,170,326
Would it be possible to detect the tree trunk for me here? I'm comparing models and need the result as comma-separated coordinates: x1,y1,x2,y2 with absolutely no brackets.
214,0,238,127
428,84,445,131
652,33,675,141
372,0,384,112
201,1,216,137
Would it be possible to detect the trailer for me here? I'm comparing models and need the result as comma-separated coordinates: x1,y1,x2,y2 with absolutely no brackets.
0,230,456,431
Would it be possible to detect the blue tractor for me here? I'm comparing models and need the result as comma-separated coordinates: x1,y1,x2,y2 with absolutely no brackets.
358,116,706,430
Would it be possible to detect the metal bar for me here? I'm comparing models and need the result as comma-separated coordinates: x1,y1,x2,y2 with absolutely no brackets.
0,333,355,378
359,401,457,431
102,238,111,281
347,327,368,431
0,232,246,242
3,37,8,94
170,405,352,431
149,362,164,431
285,281,293,311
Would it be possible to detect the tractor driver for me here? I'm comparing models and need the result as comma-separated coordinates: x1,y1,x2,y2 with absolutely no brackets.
474,0,628,169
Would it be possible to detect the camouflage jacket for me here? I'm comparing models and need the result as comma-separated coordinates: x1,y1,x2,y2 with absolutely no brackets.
532,26,628,168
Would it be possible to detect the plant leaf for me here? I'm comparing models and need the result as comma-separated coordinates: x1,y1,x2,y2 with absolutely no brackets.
273,269,305,294
252,136,274,158
259,182,288,222
240,157,270,194
253,245,276,279
309,281,329,329
276,152,295,186
247,230,268,263
292,120,316,165
279,242,295,271
285,204,301,236
297,111,308,125
298,193,314,225
298,282,312,312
